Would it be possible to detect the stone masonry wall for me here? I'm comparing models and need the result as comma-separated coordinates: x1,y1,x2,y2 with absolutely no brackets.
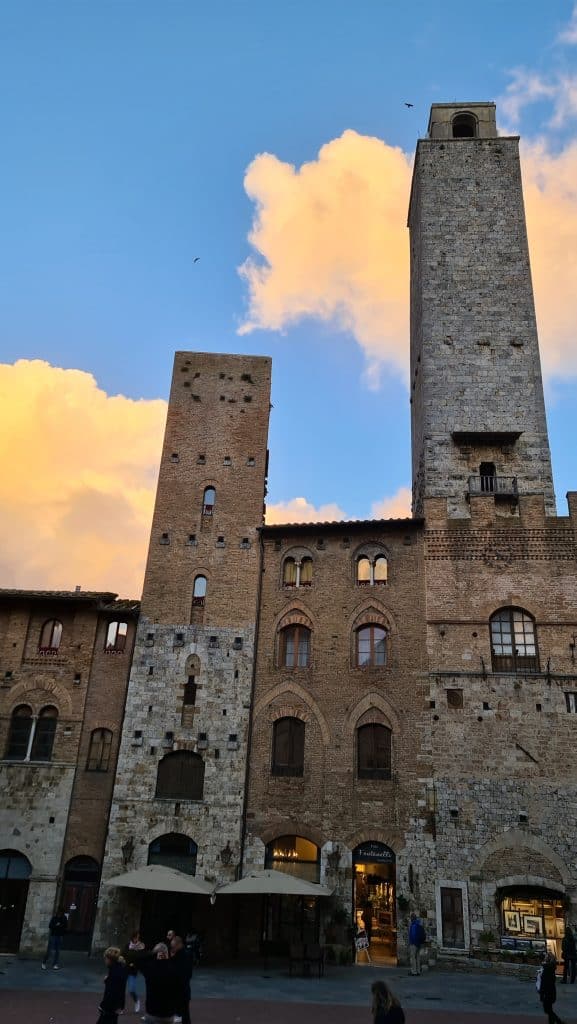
409,134,555,516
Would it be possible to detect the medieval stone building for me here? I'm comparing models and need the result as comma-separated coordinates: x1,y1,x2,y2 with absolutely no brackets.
0,589,138,954
6,99,576,965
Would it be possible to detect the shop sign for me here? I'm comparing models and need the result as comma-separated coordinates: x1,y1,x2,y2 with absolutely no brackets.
355,930,370,951
354,842,395,864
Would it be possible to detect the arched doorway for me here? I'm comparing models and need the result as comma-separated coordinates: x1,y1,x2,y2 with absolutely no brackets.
141,834,198,945
353,842,396,964
263,836,321,953
0,850,32,953
61,856,100,951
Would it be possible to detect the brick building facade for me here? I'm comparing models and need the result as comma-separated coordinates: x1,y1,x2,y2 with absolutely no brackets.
0,589,138,954
5,99,577,966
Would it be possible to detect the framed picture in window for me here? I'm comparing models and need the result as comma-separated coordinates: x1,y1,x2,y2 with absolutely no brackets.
523,915,543,936
504,910,521,932
555,920,565,938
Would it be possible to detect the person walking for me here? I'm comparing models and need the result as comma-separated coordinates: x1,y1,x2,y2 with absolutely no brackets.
371,979,405,1023
170,934,192,1024
41,905,68,970
138,942,178,1024
562,925,577,984
98,947,127,1024
539,953,566,1024
125,930,145,1013
408,912,426,976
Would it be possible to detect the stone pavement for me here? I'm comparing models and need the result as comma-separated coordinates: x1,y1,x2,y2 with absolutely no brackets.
0,956,577,1022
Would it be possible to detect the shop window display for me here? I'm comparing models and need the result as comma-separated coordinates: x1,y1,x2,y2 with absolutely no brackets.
353,842,397,965
500,890,565,959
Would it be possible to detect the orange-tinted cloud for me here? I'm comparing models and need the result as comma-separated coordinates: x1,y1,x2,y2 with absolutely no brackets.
240,129,577,384
0,360,166,597
265,496,346,525
370,487,412,519
239,130,412,382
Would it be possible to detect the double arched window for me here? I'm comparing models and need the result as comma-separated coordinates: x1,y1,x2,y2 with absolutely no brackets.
278,624,311,669
202,487,216,516
5,705,58,762
357,723,392,779
357,555,387,586
86,728,113,772
355,625,387,667
39,619,62,653
490,607,539,673
271,717,305,776
155,750,205,801
282,556,313,588
105,621,127,652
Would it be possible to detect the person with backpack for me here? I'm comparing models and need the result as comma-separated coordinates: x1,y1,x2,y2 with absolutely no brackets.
538,953,566,1023
408,912,426,976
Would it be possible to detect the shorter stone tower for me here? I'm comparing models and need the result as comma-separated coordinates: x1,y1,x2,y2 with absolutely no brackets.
409,102,555,517
95,351,271,950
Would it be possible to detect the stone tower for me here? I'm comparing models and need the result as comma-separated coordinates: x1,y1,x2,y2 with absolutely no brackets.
408,102,555,517
95,351,271,950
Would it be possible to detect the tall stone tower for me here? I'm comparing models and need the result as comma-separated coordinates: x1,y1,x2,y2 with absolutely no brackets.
408,102,555,517
95,351,271,950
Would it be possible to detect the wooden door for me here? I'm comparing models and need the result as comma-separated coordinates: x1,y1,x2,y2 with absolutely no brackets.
441,886,465,948
0,879,29,953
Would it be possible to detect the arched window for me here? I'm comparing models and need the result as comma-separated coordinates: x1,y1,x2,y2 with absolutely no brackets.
490,607,539,672
452,112,477,138
30,706,57,761
265,835,320,883
39,619,62,653
192,575,207,606
356,555,387,586
202,487,216,516
282,556,313,588
271,717,305,777
86,728,113,772
357,723,392,779
105,621,127,652
5,706,33,761
300,557,313,586
374,556,388,584
148,833,198,876
356,625,387,668
283,558,297,587
279,625,311,668
357,557,371,585
0,850,32,880
155,751,205,801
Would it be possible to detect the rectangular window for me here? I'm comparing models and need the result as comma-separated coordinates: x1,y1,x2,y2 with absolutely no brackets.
565,692,577,713
440,886,465,949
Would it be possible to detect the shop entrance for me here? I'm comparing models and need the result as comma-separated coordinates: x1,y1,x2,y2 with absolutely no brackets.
499,886,565,959
0,850,32,953
353,842,396,965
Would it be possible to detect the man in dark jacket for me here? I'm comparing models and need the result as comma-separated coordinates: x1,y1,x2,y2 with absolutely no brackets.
539,954,566,1023
138,943,179,1024
562,925,576,984
41,905,68,970
170,934,192,1024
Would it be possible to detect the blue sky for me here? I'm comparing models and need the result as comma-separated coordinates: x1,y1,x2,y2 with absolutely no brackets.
1,1,577,571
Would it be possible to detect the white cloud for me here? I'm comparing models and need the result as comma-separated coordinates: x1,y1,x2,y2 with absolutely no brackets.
370,487,412,519
558,3,577,44
0,360,166,597
265,497,347,525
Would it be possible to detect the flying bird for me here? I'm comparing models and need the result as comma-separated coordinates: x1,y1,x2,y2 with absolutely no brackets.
404,102,414,108
193,257,200,263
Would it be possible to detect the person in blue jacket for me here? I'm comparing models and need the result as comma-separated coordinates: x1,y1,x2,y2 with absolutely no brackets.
408,912,426,976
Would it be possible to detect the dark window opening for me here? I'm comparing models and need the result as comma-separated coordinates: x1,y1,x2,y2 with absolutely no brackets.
148,833,197,876
490,607,539,673
5,705,33,760
271,717,305,777
155,751,205,801
357,723,392,780
479,461,496,493
30,706,58,761
452,113,477,138
446,689,464,709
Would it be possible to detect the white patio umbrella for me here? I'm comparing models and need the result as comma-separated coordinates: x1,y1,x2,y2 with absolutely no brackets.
105,864,213,895
215,868,333,897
